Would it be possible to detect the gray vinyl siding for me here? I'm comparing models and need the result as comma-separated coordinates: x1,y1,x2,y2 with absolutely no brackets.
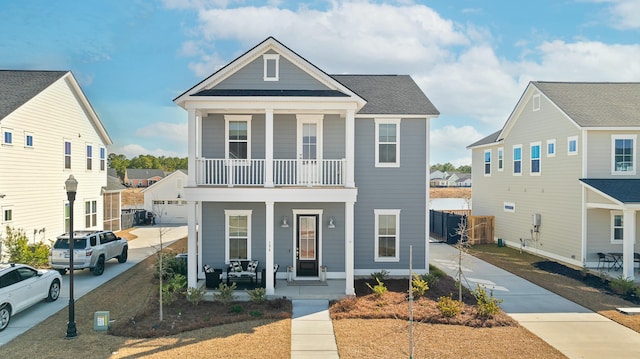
323,115,345,159
354,117,428,270
472,90,584,262
586,130,640,178
273,115,297,159
214,52,331,91
201,114,225,158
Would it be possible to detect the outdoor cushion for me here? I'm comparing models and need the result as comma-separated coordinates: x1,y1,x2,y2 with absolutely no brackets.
230,261,242,272
247,260,259,273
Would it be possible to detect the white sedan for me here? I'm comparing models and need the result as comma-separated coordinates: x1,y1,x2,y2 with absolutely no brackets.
0,263,62,331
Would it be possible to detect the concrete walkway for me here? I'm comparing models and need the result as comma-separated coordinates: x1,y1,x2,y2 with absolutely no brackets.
291,300,339,359
430,242,640,359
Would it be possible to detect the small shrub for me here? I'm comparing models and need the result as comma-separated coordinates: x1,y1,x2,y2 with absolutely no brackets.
154,251,178,279
1,226,50,268
437,295,463,317
246,287,266,303
366,277,388,298
411,274,430,298
250,310,263,317
214,282,237,303
421,265,446,289
185,286,206,306
609,275,635,296
229,304,243,314
472,285,503,318
162,274,187,305
370,269,389,282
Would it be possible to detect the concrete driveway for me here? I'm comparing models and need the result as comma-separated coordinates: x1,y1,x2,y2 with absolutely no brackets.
0,225,187,347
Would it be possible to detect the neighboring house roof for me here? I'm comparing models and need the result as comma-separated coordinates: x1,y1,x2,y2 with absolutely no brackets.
126,168,166,180
107,168,118,178
332,75,440,116
580,179,640,204
467,130,501,149
141,169,188,193
104,176,126,192
0,70,112,145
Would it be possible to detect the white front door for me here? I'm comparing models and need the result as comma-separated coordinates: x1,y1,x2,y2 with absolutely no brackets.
297,115,322,185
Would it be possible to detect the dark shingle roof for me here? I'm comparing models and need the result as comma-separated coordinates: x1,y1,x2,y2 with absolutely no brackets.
580,179,640,203
467,130,501,148
105,175,126,192
193,89,348,97
331,75,439,116
126,168,166,180
533,82,640,127
0,70,67,120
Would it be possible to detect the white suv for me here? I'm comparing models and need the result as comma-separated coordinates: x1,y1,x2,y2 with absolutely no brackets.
49,230,128,276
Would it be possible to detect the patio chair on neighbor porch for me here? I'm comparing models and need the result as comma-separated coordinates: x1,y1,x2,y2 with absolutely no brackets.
597,252,614,271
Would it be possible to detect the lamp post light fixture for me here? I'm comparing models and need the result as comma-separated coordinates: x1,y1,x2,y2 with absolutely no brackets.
65,174,78,339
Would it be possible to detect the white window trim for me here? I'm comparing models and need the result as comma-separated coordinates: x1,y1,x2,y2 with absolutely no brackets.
611,134,637,175
374,118,401,168
504,202,515,213
568,136,578,155
2,128,13,145
263,54,280,81
86,143,93,171
224,115,252,161
611,211,623,243
225,209,252,262
85,199,98,228
546,139,556,157
532,94,540,111
64,139,72,170
484,149,491,176
2,206,13,224
374,209,400,262
513,144,522,176
24,131,34,148
530,141,541,176
497,147,504,172
100,147,106,171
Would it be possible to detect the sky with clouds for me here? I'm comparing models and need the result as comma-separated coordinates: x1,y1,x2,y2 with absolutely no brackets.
1,0,639,166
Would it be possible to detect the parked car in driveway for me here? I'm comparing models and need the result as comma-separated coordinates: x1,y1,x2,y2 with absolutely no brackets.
0,263,62,331
49,230,128,276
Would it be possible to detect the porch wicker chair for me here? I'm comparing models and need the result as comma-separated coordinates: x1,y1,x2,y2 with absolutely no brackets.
597,252,614,271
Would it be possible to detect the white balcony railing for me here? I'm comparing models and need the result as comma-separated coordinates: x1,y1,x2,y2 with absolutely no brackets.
196,158,345,187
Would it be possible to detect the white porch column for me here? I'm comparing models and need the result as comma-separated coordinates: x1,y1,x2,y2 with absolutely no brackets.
345,201,355,295
265,109,274,187
187,201,198,288
265,201,275,294
622,209,636,280
187,108,198,187
345,109,355,188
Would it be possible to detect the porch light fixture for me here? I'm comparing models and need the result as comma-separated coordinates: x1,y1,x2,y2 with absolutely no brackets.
328,217,335,229
280,216,289,228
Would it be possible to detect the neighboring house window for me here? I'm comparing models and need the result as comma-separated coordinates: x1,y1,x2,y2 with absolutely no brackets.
547,139,556,157
225,115,251,160
484,150,491,175
612,135,636,175
100,147,106,171
25,132,33,148
263,54,280,81
3,129,13,145
85,200,97,228
86,145,93,170
504,202,515,213
375,118,401,167
3,208,12,223
497,147,504,171
225,210,252,261
532,94,540,111
64,140,72,169
611,211,623,242
64,203,70,233
530,142,541,175
568,136,578,155
374,209,400,262
513,145,522,175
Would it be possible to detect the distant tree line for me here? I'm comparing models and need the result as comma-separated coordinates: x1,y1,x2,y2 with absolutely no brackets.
430,163,471,173
108,153,188,179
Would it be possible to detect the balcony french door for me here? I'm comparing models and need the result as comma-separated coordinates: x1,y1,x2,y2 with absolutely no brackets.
297,117,322,185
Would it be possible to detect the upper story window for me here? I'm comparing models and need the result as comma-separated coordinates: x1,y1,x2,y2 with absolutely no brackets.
375,118,400,168
532,94,540,111
263,54,280,81
225,210,252,261
100,147,106,171
513,145,522,175
24,132,33,148
611,211,623,243
530,142,541,175
484,150,491,176
568,136,578,155
546,139,556,157
225,115,251,160
86,144,93,170
64,140,72,169
3,128,13,145
497,147,504,171
612,135,636,175
374,209,400,262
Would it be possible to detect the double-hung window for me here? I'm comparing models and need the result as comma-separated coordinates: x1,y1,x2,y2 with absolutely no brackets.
225,115,251,160
484,150,491,175
374,209,400,262
513,145,522,175
612,135,636,175
497,148,504,171
611,211,623,243
225,210,251,262
375,119,400,167
100,147,106,171
530,142,541,175
64,140,72,169
85,200,97,228
86,145,93,170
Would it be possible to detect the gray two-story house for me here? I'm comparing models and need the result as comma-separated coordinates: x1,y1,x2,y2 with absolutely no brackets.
468,82,640,280
174,37,439,295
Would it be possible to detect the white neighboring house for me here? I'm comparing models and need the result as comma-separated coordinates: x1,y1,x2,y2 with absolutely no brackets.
142,170,188,224
0,70,112,248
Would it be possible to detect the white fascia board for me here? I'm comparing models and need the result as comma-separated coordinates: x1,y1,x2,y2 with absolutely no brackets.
355,114,439,120
183,187,357,203
184,98,360,111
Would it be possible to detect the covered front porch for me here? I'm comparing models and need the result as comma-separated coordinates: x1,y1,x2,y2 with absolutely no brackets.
199,279,348,301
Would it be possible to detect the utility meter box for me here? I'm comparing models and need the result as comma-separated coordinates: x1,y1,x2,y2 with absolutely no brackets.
94,311,110,331
532,213,541,232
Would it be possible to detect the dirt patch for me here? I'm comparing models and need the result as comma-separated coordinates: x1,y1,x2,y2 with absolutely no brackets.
122,188,144,206
431,187,471,198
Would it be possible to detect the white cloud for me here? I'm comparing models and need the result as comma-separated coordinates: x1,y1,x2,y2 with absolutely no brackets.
111,143,184,159
601,0,640,29
430,125,483,166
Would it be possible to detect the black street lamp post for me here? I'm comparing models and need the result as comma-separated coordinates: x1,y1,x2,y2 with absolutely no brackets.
65,174,78,339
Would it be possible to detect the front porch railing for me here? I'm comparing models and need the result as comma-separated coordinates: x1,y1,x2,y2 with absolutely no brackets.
196,158,345,187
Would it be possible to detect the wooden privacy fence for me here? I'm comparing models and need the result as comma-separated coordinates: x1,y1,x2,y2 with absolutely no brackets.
467,216,494,245
429,210,494,245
